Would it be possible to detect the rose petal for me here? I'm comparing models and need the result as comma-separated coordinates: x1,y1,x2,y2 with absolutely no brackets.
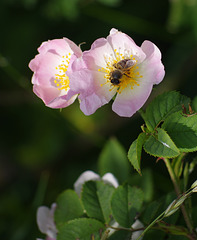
36,204,57,238
140,40,165,84
102,173,119,188
38,39,76,57
33,85,60,105
69,69,116,115
29,38,82,109
112,81,153,117
29,51,61,87
107,29,146,64
82,38,115,71
47,91,78,108
74,171,100,196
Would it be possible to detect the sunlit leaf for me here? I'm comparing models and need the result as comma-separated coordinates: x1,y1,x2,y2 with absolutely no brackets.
143,128,180,158
162,112,197,152
143,91,190,132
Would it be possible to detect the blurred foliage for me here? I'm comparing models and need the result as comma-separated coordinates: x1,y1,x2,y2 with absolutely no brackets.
0,0,197,239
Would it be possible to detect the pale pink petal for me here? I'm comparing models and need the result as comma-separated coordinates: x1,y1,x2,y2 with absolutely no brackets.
82,38,115,71
33,85,77,108
37,204,57,239
74,171,100,196
69,68,116,115
47,91,78,108
107,29,146,64
29,38,81,109
46,237,56,240
29,51,61,87
38,39,77,57
63,37,82,58
102,173,119,188
79,81,116,115
112,81,153,117
33,85,60,105
140,40,165,84
109,28,119,35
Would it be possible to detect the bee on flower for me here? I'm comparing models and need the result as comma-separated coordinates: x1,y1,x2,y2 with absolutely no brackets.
67,28,165,117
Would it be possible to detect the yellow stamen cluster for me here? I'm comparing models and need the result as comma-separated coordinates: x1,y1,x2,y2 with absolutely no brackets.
54,53,71,91
98,49,143,93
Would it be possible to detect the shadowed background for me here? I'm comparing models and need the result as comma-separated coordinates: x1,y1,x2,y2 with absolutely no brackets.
1,0,197,239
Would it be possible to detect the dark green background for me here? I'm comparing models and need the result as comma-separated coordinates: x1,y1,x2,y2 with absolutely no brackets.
1,0,197,239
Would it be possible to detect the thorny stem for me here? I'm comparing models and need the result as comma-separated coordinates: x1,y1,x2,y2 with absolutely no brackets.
163,158,196,238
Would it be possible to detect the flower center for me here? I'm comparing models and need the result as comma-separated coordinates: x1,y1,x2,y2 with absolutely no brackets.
98,49,143,93
54,53,71,91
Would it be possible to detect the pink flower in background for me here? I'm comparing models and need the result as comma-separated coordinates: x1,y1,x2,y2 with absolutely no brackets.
29,38,82,108
67,28,165,117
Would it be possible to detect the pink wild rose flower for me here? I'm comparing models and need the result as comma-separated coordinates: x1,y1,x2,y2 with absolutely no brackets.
67,28,165,117
29,38,82,108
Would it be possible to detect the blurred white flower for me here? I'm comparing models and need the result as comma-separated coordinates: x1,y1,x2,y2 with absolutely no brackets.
36,171,118,240
131,220,144,240
74,170,119,196
36,203,57,240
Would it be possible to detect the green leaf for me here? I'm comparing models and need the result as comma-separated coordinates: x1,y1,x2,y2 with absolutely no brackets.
81,181,115,223
142,200,161,225
162,112,197,152
143,128,180,158
57,218,105,240
108,230,132,240
98,138,130,183
143,91,190,132
128,132,147,174
54,189,84,229
129,169,154,202
111,184,143,227
143,229,166,240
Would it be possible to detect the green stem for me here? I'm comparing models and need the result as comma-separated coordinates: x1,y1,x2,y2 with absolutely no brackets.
163,158,194,234
106,224,131,232
136,212,165,240
138,108,146,122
